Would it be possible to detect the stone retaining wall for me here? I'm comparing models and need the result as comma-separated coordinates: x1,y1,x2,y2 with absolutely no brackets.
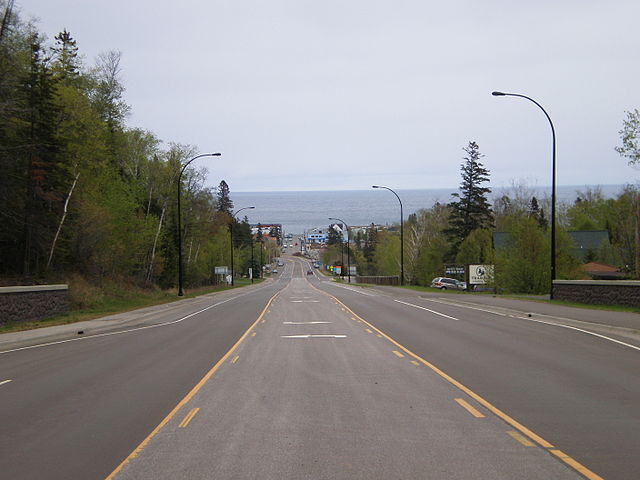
355,276,400,286
0,285,69,324
553,280,640,308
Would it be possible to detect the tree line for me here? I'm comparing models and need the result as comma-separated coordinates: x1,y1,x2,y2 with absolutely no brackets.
0,4,271,292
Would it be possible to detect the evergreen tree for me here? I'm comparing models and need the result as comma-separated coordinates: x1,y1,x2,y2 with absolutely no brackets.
445,141,493,257
216,179,233,215
51,29,80,81
529,196,548,229
327,223,342,245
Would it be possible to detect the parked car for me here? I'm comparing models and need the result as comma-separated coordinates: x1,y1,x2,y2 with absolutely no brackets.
431,277,466,290
307,270,313,275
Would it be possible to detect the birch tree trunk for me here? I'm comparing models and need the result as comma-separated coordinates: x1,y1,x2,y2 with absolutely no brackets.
146,202,165,282
46,171,80,270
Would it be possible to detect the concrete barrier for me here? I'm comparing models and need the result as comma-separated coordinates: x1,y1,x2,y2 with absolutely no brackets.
553,280,640,308
0,285,69,324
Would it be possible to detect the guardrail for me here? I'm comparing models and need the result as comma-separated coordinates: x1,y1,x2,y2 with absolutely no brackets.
0,285,69,324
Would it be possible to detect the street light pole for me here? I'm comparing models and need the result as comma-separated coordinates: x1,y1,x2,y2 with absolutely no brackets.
230,206,255,286
372,185,404,285
329,217,351,283
177,152,221,296
492,91,556,298
250,235,254,284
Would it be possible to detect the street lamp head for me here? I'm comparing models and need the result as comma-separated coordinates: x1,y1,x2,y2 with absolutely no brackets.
212,152,222,156
492,91,506,96
372,185,381,189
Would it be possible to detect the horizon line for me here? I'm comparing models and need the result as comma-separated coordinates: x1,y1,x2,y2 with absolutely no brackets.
230,183,628,194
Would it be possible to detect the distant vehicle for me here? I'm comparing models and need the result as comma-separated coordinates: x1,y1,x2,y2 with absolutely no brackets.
431,277,466,290
307,270,313,275
278,261,284,266
272,269,278,274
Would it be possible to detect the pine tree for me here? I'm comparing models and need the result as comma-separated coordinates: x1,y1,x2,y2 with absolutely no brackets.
445,141,493,257
51,29,80,81
529,196,548,229
216,179,233,215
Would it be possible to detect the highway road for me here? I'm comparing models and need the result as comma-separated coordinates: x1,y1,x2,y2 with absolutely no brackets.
1,256,638,479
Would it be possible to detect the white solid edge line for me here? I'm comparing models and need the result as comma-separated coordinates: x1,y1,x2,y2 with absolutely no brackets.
524,316,640,352
423,297,640,352
0,287,267,355
0,379,12,386
394,299,460,321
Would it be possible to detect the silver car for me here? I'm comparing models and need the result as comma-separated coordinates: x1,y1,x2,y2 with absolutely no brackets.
431,277,466,290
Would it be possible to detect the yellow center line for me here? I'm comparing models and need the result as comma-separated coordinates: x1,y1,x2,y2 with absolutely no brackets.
179,408,200,428
507,430,534,446
549,451,605,480
455,398,485,418
392,350,405,358
231,355,239,364
104,290,281,479
251,332,256,337
365,328,373,333
410,360,420,366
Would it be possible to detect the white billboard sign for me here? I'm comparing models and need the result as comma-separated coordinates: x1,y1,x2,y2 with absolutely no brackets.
215,266,229,275
469,264,494,285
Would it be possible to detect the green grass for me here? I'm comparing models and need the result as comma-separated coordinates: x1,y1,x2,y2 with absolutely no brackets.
0,278,262,334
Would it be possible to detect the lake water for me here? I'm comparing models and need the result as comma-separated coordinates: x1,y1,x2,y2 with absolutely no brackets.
231,185,625,235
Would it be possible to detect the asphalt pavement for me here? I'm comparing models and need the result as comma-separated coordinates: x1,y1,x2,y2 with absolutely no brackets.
1,258,638,479
110,259,585,480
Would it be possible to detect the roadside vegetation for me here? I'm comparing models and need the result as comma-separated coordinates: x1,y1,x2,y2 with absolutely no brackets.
0,277,260,334
0,5,278,311
324,136,640,294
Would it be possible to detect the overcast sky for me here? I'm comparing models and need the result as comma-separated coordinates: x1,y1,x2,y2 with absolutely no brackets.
17,0,640,192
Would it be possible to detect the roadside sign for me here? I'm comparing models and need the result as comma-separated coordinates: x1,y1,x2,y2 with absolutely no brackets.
445,264,465,276
469,264,494,285
215,266,229,275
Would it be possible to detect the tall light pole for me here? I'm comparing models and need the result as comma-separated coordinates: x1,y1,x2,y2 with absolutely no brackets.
258,224,264,279
372,185,404,285
230,206,255,286
492,91,556,298
250,231,255,284
177,152,221,296
329,217,351,283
